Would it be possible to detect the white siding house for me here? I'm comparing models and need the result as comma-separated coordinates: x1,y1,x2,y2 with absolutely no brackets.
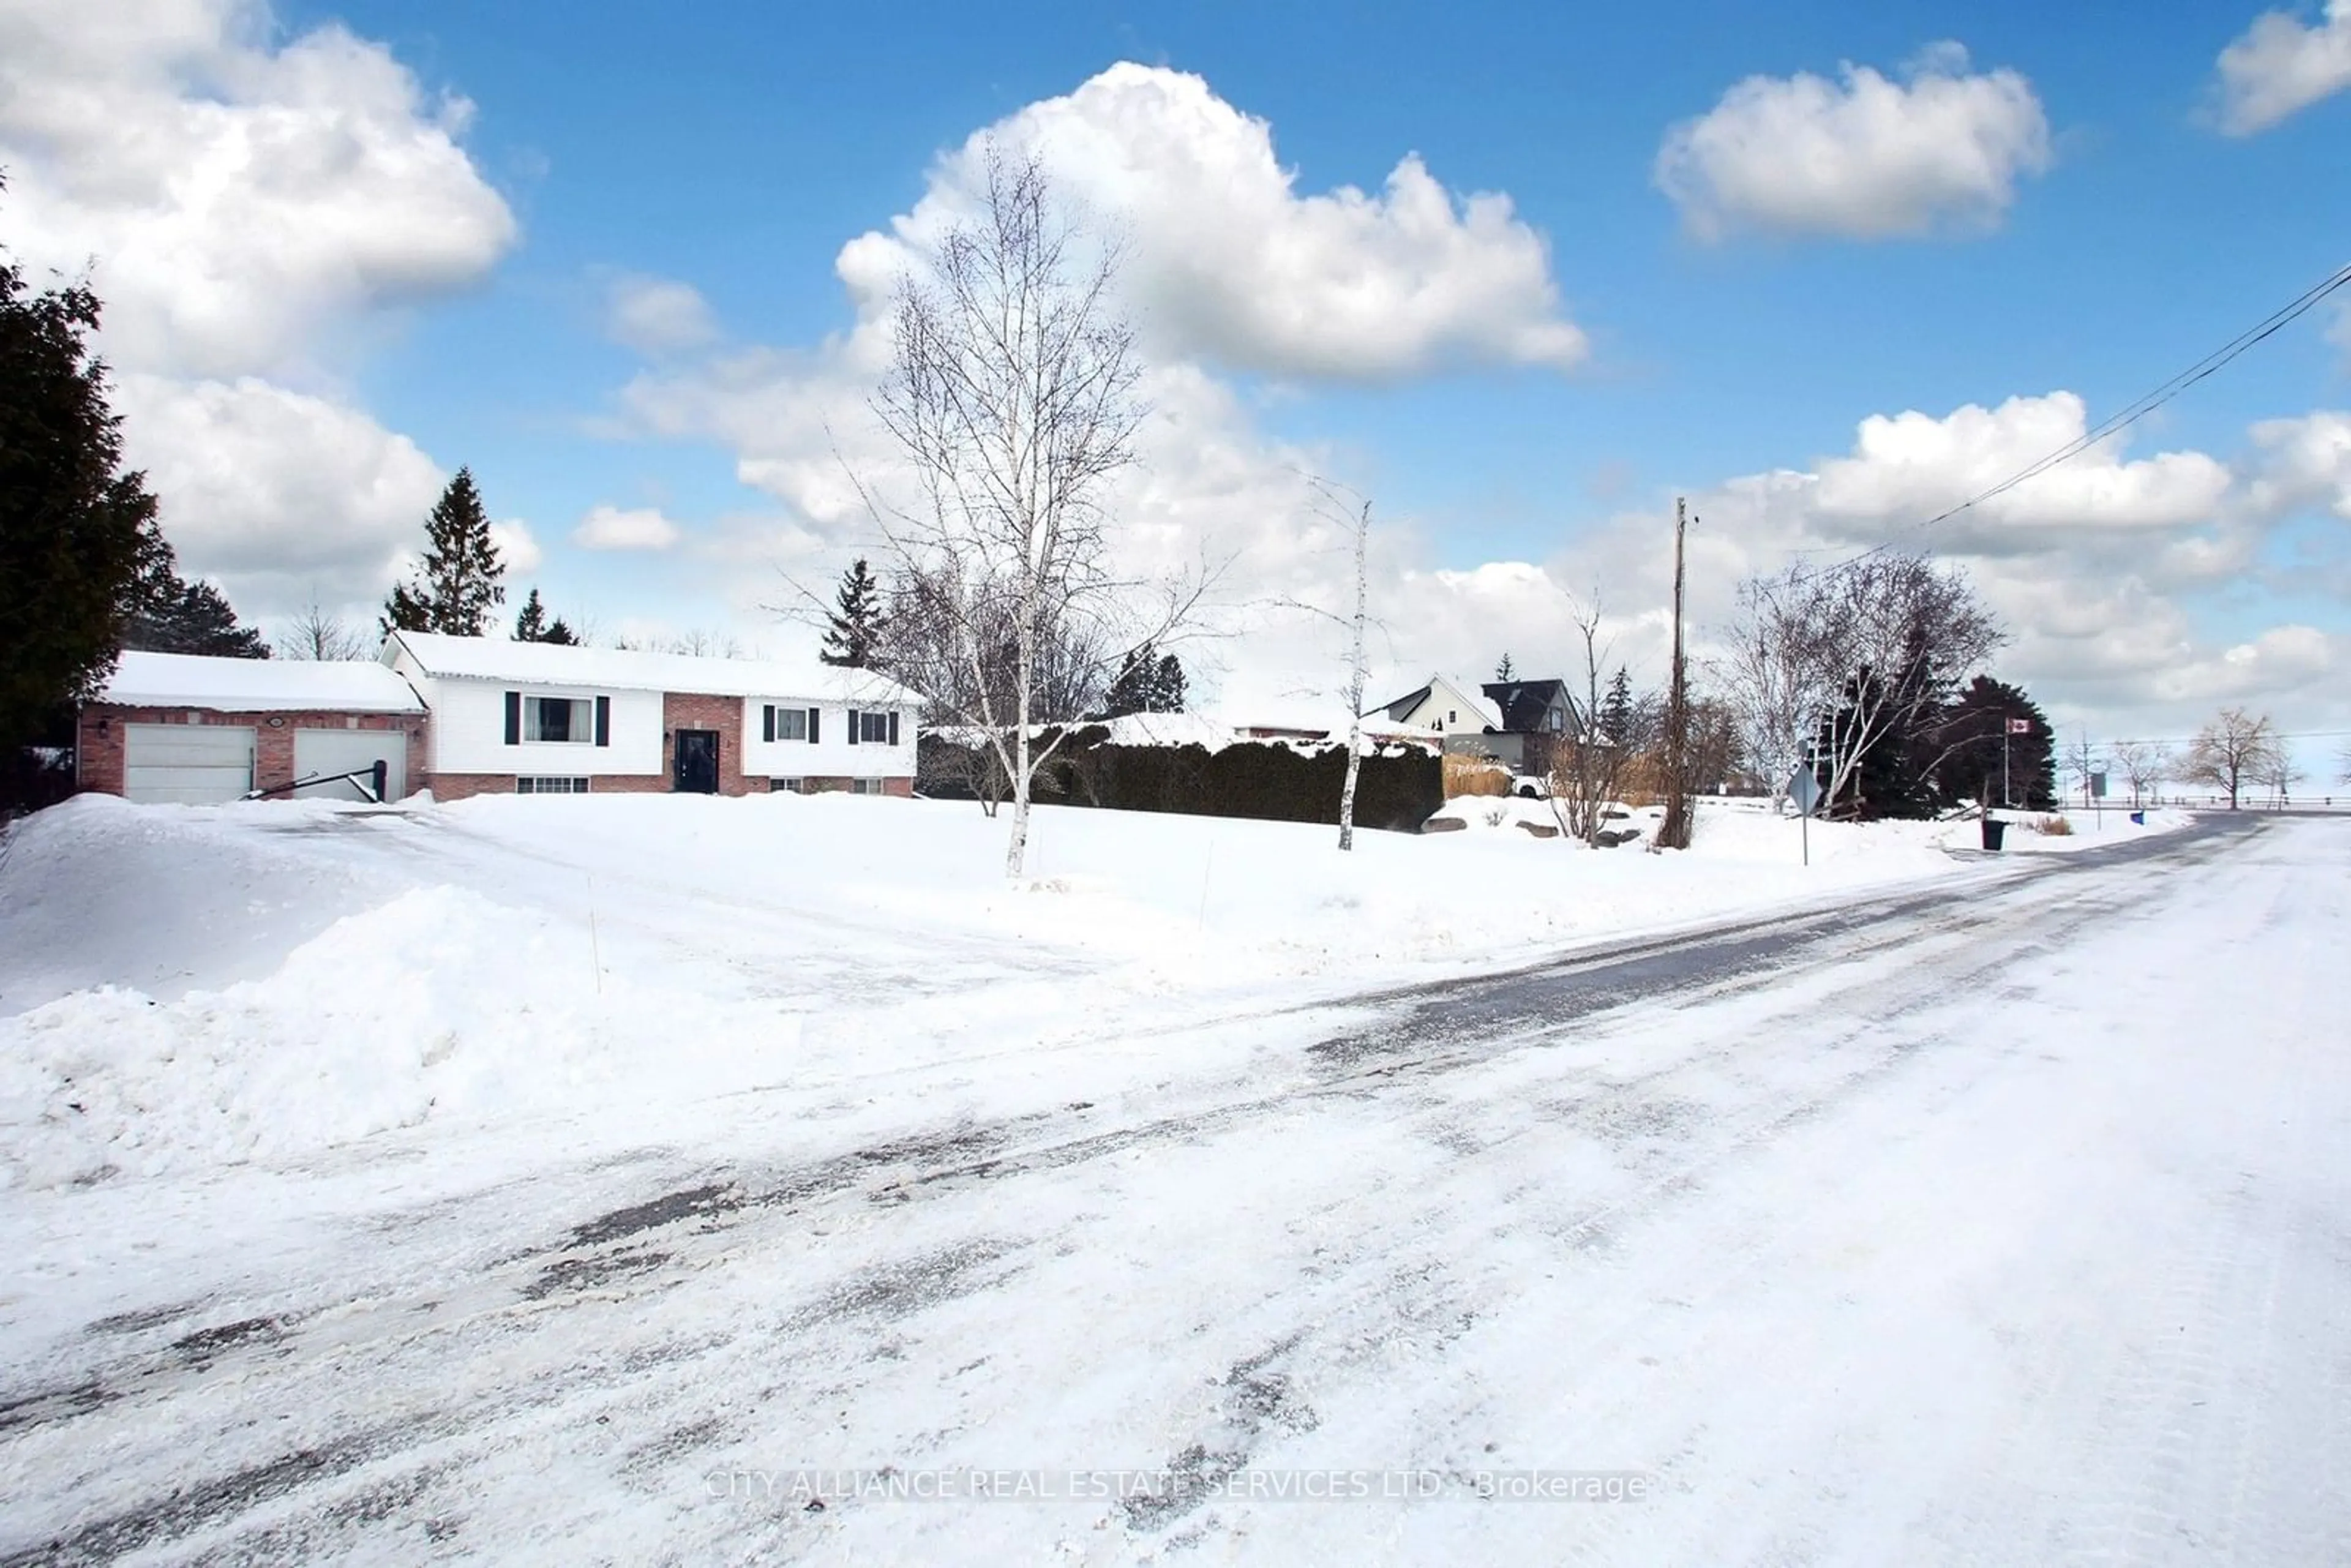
382,632,922,800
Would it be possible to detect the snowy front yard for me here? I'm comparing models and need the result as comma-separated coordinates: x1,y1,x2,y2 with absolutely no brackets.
0,791,2180,1190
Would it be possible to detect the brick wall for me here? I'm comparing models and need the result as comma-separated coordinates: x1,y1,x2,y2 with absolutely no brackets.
77,706,427,799
430,773,667,803
662,691,756,797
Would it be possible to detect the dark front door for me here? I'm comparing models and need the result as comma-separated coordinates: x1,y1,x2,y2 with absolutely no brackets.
673,729,720,793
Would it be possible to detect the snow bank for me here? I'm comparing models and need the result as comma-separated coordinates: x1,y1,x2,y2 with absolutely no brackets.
0,880,797,1189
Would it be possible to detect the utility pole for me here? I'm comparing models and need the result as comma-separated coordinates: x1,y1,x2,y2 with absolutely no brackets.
1337,497,1370,852
1660,498,1693,850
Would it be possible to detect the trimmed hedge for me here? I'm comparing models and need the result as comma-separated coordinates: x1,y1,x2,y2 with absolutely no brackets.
918,729,1443,833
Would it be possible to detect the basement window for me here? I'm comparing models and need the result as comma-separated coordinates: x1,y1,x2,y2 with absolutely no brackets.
517,776,590,795
850,778,886,796
524,697,594,743
770,778,803,794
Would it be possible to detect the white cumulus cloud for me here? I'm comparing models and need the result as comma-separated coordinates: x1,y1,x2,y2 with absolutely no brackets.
1655,43,2053,241
111,372,446,612
574,505,682,552
0,0,517,381
866,63,1586,380
0,1,516,617
2211,0,2351,135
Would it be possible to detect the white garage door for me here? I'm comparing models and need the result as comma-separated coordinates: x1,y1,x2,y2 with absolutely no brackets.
293,728,407,801
123,724,255,805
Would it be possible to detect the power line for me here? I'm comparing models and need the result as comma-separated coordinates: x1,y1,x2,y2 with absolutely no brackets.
1837,258,2351,561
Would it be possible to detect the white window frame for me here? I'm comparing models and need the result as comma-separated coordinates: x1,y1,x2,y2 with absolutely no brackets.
524,696,595,745
858,710,891,745
774,707,808,741
517,776,590,795
771,778,803,793
850,778,885,796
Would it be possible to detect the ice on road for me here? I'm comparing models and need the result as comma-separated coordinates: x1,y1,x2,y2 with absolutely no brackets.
2,811,2345,1564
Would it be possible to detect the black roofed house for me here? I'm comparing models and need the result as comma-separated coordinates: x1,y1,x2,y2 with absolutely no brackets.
1366,671,1582,776
1477,678,1581,776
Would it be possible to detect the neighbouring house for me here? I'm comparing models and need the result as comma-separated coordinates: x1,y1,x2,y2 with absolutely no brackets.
1368,674,1505,746
1473,678,1581,776
381,631,922,801
1365,672,1583,776
77,651,429,804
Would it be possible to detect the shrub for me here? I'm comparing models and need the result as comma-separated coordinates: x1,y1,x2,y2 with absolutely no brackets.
1442,754,1510,798
2034,813,2072,836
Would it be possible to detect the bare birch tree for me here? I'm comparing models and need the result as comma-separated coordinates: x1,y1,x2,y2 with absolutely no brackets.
861,149,1198,876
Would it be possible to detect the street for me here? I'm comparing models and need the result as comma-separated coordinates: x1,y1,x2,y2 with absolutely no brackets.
4,815,2346,1565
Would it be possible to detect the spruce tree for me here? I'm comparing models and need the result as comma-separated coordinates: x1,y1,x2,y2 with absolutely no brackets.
1935,676,2054,810
819,557,884,667
1,191,162,746
383,468,504,636
1494,651,1515,682
512,587,579,645
1598,667,1634,746
1151,650,1187,713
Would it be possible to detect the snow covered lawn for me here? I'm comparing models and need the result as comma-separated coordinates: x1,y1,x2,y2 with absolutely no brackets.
0,792,2186,1190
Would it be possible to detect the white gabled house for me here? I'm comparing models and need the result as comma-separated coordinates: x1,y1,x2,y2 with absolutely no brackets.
1368,673,1505,745
381,631,923,801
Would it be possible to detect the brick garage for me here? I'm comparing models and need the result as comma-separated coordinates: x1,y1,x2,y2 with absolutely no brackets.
79,708,427,798
78,653,431,805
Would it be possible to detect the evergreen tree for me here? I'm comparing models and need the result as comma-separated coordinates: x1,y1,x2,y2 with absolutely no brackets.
382,468,504,636
512,587,579,645
1098,641,1187,718
1152,650,1187,713
819,557,884,667
1933,675,2054,810
1494,651,1515,682
123,560,268,658
1598,666,1634,746
1,189,161,747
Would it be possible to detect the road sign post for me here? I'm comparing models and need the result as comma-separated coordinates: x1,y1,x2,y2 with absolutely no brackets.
1785,763,1822,867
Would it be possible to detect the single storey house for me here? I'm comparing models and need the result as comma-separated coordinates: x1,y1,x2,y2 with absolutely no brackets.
381,631,923,801
77,651,429,804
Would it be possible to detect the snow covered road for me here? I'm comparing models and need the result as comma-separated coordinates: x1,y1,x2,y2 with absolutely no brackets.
4,813,2348,1564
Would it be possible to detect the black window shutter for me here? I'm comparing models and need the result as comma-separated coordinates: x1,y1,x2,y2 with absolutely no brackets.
846,708,860,745
808,708,819,744
504,691,520,745
887,710,899,746
594,696,610,747
762,703,775,742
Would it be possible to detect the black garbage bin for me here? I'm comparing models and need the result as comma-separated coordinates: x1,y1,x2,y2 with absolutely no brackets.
1980,816,2007,851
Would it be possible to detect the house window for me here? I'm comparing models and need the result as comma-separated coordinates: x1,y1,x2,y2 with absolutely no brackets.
850,778,885,795
858,710,891,744
770,778,803,793
525,697,593,743
774,707,808,741
1447,709,1458,725
517,776,590,794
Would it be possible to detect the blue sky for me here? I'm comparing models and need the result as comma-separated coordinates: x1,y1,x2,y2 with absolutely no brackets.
6,0,2348,751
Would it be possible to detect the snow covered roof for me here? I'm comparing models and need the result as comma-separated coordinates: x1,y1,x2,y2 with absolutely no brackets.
98,652,426,713
386,631,924,706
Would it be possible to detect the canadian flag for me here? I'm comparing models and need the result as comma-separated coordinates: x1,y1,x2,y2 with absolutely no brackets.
2006,718,2031,734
